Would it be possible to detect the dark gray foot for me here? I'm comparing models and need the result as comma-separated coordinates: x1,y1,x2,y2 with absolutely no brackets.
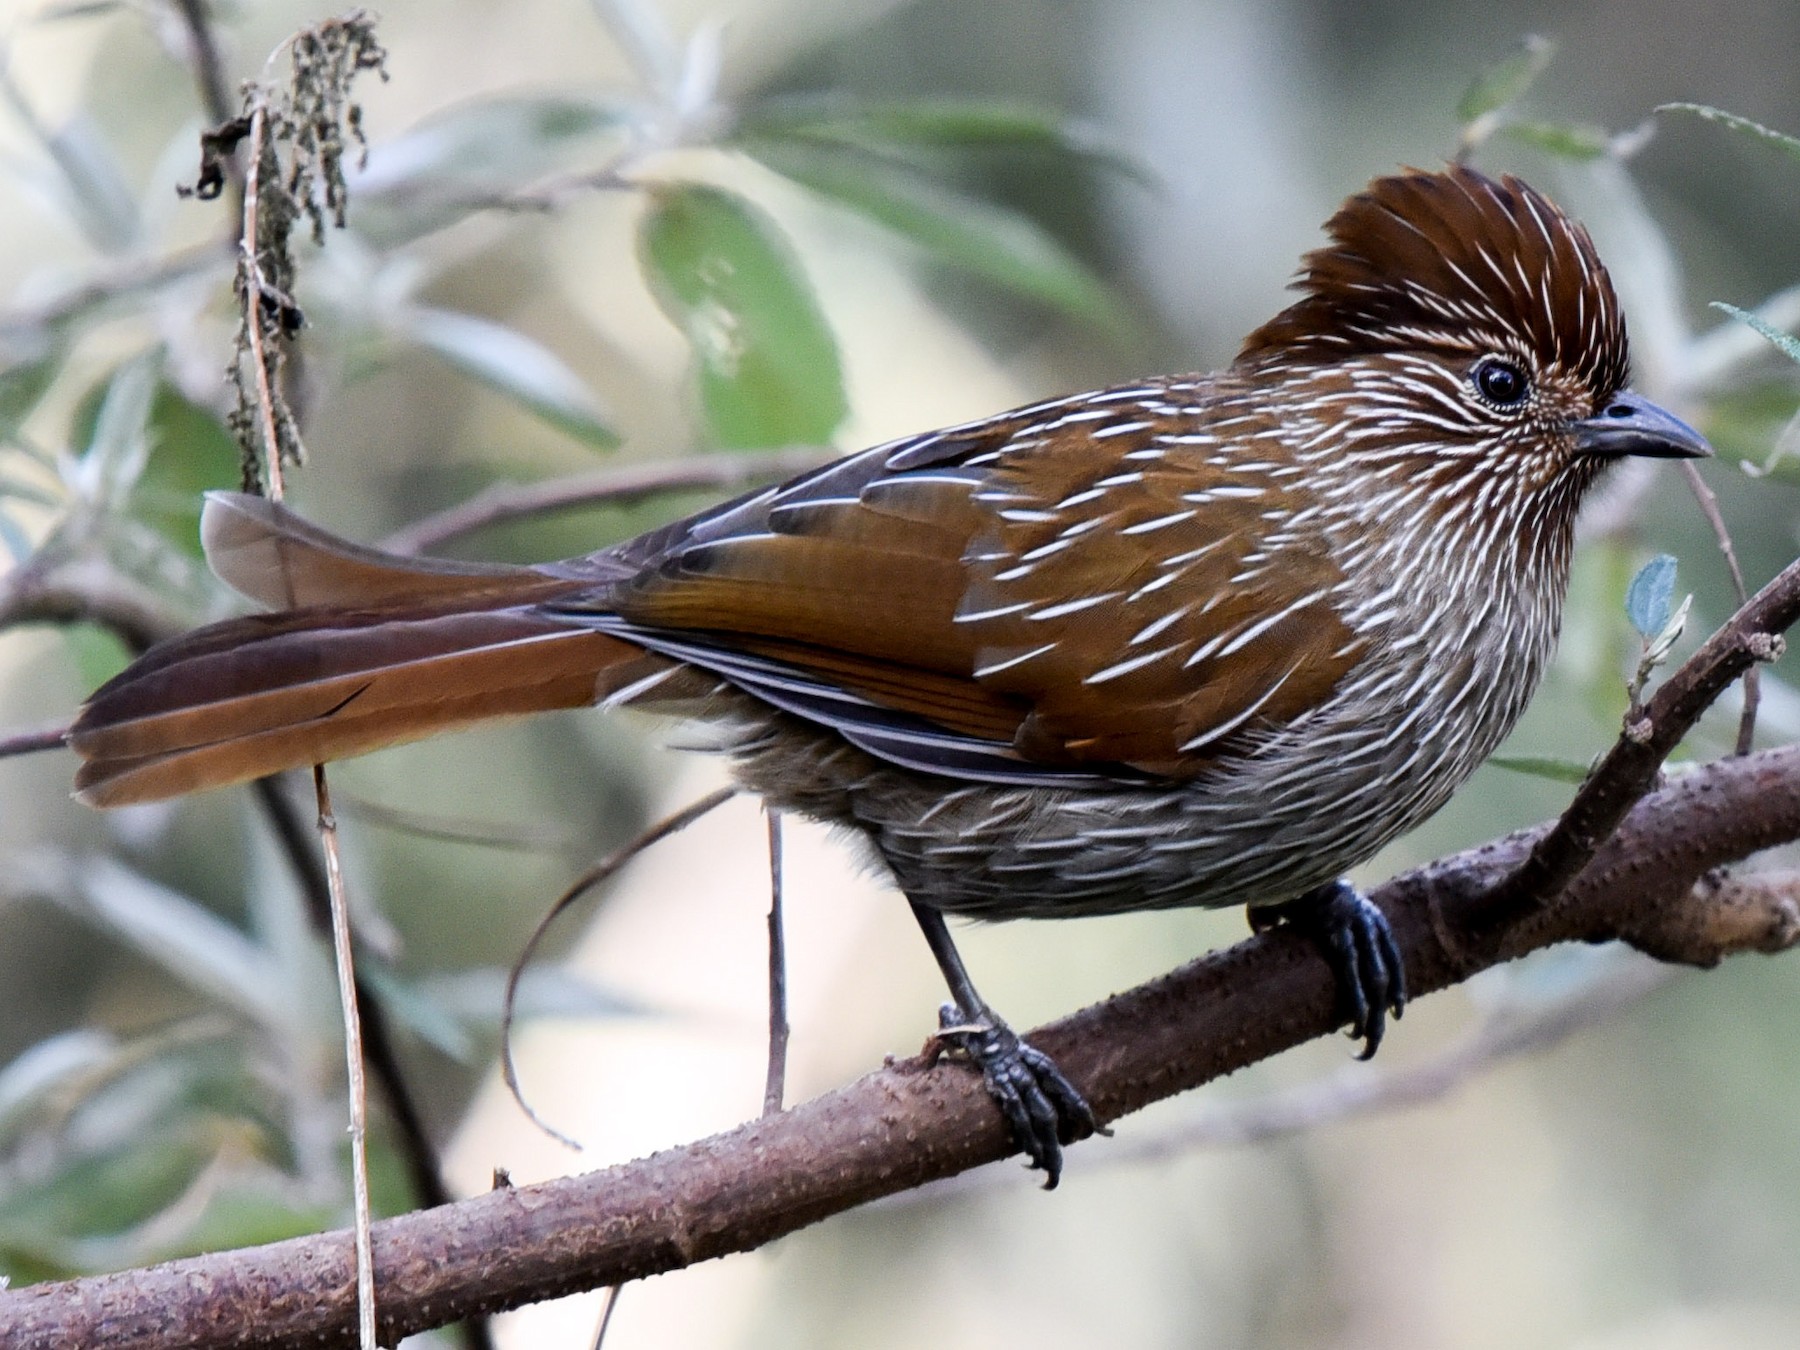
932,1003,1098,1189
1253,879,1406,1058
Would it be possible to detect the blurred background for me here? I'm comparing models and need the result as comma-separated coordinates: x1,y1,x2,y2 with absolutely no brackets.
1,0,1798,1347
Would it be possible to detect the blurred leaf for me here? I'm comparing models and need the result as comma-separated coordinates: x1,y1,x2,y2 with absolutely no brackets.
1489,754,1593,784
36,0,128,17
357,963,477,1063
68,352,160,508
419,965,646,1025
1625,554,1678,639
60,624,132,691
1501,119,1612,161
147,1179,333,1260
0,346,63,440
0,1129,214,1244
1660,103,1800,163
358,93,633,196
1711,301,1800,366
0,1030,118,1142
134,386,244,558
72,859,288,1031
738,95,1152,184
590,0,684,94
639,183,848,447
1701,380,1800,477
751,141,1124,328
0,474,59,508
362,963,646,1065
1457,35,1556,123
0,507,30,562
402,307,619,449
12,105,142,253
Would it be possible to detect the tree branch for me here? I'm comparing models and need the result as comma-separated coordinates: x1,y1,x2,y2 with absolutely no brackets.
377,448,835,554
5,741,1799,1349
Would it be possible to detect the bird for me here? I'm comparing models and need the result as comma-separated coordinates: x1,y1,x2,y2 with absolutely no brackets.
68,165,1710,1186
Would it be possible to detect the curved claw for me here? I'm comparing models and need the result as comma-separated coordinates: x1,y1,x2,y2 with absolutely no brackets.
934,1004,1098,1188
1255,880,1407,1058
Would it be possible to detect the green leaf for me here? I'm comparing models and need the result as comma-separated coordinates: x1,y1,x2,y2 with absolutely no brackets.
418,966,645,1025
30,112,142,254
403,307,619,449
1625,554,1678,639
147,1181,333,1260
0,474,60,508
60,624,132,691
134,386,242,558
751,141,1125,328
0,1030,119,1144
738,96,1152,184
1659,103,1800,162
1457,35,1557,124
1711,300,1800,366
0,345,63,439
1489,754,1593,785
69,352,160,509
1704,381,1800,481
0,1130,214,1243
356,963,477,1063
1501,119,1612,161
72,859,289,1032
638,183,848,448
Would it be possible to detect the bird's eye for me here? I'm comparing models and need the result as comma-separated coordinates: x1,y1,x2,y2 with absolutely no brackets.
1472,357,1530,406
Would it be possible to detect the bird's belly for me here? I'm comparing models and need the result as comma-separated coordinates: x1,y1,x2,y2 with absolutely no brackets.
701,673,1509,920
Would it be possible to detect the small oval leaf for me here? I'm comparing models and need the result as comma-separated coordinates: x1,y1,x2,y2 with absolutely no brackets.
1489,754,1593,784
1625,553,1678,639
750,141,1125,328
638,183,848,448
1660,103,1800,163
1501,119,1612,161
1711,300,1800,368
1457,35,1557,124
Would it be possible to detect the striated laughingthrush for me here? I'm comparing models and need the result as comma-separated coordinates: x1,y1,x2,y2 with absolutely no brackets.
68,166,1711,1184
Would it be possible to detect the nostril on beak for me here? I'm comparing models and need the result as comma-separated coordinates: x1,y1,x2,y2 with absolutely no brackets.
1605,402,1634,419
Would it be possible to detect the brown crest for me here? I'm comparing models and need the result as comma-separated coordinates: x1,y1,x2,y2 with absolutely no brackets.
1238,165,1630,400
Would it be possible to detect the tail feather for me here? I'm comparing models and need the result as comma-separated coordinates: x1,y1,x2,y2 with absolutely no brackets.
70,496,660,806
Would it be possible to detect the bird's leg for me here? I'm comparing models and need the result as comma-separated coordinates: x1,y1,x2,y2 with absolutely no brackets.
1250,879,1406,1059
909,901,1098,1188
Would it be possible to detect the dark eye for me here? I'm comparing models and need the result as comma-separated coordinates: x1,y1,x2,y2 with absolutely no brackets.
1472,357,1530,406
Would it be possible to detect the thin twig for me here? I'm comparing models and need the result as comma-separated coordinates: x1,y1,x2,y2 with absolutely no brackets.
0,241,231,345
500,786,738,1149
379,448,836,555
0,721,68,758
312,767,377,1350
1681,459,1759,753
762,808,789,1118
589,1284,624,1350
238,100,285,500
334,790,576,853
170,0,235,126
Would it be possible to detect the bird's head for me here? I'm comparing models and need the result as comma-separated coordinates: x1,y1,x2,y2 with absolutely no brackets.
1236,166,1708,501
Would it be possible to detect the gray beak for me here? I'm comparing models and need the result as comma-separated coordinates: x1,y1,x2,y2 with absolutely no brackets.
1574,390,1712,459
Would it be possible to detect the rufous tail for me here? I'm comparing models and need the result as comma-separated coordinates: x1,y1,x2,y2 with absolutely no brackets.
69,493,651,806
